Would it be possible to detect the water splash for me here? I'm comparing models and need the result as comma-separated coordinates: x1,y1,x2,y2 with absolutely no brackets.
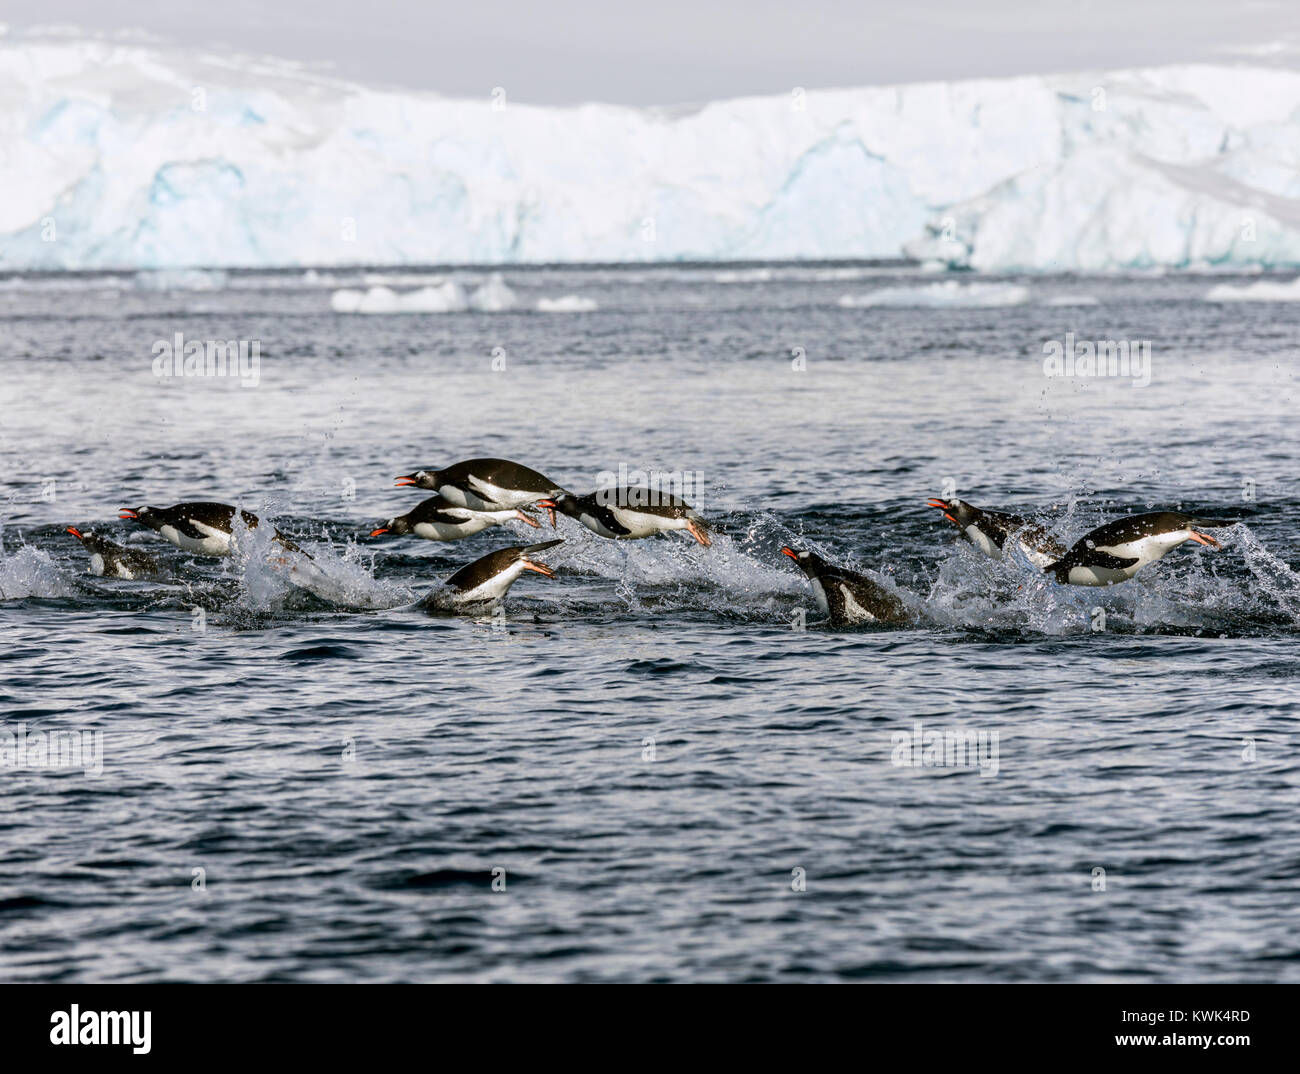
0,543,77,600
226,511,414,613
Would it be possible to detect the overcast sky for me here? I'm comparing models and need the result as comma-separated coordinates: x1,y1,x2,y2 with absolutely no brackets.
2,0,1297,104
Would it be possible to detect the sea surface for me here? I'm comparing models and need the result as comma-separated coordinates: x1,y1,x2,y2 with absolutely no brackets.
2,264,1298,982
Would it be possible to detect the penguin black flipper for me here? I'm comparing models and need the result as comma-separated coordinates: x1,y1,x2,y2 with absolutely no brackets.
1046,548,1138,579
589,501,633,537
1085,550,1139,570
520,538,565,556
169,516,212,541
1053,549,1139,571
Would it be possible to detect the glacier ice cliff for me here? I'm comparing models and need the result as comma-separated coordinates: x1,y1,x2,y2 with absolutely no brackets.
1,39,1299,271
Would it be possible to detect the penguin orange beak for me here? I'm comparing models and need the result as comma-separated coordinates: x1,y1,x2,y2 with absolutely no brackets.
1188,530,1220,548
520,558,554,577
925,498,959,523
369,527,390,537
66,527,83,539
537,499,558,528
514,509,541,528
780,546,798,561
394,474,418,487
118,509,137,520
686,519,712,547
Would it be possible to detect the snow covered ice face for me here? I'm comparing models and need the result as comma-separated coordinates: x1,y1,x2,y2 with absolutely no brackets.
12,39,1300,272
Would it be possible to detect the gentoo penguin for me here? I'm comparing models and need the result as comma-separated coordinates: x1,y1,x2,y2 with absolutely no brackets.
420,538,564,613
537,488,711,546
118,502,308,558
926,497,1066,568
396,458,567,511
1045,511,1232,586
370,494,540,542
66,527,162,580
780,547,913,626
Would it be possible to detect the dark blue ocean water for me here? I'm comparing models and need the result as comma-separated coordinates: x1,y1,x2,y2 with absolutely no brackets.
2,265,1299,982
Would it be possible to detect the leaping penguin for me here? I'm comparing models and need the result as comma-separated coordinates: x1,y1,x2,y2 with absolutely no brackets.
66,527,163,580
370,494,540,542
537,488,711,546
1045,511,1233,586
118,502,309,558
420,538,564,613
926,497,1066,568
396,458,567,511
780,547,914,626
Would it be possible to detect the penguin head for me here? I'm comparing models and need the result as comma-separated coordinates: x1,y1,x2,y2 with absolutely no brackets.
369,514,409,538
395,469,440,490
536,493,575,528
926,498,979,528
780,546,827,576
118,506,155,528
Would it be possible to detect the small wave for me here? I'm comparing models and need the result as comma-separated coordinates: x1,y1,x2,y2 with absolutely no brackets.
712,268,776,283
711,266,915,283
536,294,599,313
1204,277,1300,302
1043,294,1099,306
0,274,133,292
331,273,516,314
838,281,1030,308
133,268,229,291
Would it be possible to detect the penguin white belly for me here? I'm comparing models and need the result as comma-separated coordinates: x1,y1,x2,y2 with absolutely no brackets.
609,506,683,539
1065,564,1132,586
837,583,878,624
963,524,1001,560
808,577,831,617
158,522,232,556
110,561,137,581
1066,533,1190,585
413,516,491,541
1107,532,1191,569
451,562,525,606
1068,532,1193,584
88,553,106,577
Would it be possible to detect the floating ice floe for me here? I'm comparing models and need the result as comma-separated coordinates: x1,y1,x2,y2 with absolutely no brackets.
467,273,517,311
329,274,515,313
1204,277,1300,302
536,294,599,312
